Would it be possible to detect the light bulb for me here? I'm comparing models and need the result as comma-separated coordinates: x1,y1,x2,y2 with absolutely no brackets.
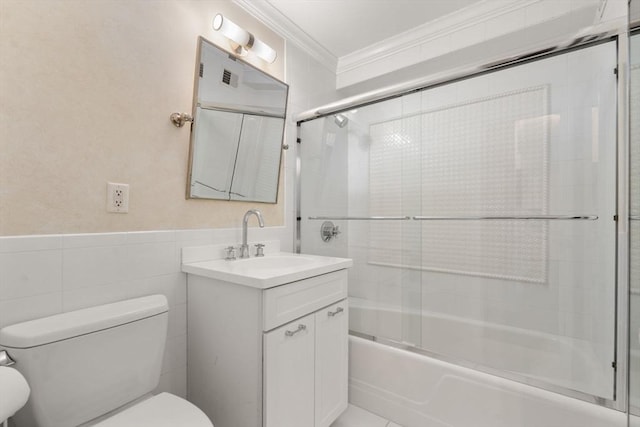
251,38,277,63
212,13,277,63
212,14,251,47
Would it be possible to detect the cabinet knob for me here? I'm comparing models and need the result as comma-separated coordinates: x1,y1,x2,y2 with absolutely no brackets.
284,324,306,337
328,307,344,317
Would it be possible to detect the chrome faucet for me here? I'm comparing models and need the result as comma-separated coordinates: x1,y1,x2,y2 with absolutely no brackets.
241,209,265,258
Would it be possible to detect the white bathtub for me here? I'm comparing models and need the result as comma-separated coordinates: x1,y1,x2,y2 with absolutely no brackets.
348,336,626,427
349,297,611,398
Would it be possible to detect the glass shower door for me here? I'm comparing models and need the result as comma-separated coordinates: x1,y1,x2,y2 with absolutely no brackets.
414,41,617,400
299,39,619,402
299,94,423,347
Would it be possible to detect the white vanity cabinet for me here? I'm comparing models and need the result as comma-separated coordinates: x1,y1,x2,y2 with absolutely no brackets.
264,300,348,427
185,267,349,427
314,301,349,426
263,312,315,427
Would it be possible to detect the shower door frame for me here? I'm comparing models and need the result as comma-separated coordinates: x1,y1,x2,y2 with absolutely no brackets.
628,23,640,421
295,33,631,412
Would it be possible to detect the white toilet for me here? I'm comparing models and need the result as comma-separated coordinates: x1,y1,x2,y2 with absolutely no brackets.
0,295,213,427
0,365,30,425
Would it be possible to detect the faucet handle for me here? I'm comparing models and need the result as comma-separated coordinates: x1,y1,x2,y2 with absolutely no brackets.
254,243,265,257
225,246,237,261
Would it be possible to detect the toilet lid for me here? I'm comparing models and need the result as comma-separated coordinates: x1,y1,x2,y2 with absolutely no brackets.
93,393,213,427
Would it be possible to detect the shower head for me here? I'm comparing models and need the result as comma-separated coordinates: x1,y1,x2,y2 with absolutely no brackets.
334,113,348,128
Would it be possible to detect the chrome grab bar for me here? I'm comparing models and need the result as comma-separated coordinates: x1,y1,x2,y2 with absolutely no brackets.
308,216,411,220
412,215,598,221
285,324,307,337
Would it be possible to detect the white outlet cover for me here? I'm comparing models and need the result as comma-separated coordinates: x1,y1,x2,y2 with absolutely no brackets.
107,182,129,213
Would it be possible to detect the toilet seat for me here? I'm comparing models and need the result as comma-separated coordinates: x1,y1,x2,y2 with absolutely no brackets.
93,392,213,427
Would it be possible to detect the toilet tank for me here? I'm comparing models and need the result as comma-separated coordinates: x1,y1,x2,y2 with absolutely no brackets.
0,295,169,427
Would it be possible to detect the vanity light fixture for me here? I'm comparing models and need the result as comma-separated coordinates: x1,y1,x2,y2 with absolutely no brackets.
212,13,277,63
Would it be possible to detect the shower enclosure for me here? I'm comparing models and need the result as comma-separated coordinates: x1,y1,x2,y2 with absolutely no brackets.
298,37,623,409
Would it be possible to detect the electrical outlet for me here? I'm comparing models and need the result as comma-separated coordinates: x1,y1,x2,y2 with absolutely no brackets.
106,182,129,213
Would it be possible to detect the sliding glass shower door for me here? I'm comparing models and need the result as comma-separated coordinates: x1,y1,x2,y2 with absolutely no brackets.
300,94,424,346
299,40,618,401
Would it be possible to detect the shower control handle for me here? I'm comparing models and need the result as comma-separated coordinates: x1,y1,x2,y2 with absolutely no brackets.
321,221,341,242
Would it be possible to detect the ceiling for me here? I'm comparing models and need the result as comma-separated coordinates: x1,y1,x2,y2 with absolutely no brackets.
261,0,483,58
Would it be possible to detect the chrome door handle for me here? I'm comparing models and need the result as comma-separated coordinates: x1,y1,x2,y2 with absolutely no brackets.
328,307,344,317
285,324,306,337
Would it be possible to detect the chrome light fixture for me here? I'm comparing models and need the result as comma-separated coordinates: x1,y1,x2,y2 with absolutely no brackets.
212,14,277,63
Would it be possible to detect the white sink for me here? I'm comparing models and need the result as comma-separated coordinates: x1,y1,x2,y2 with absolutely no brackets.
229,255,320,271
182,252,353,288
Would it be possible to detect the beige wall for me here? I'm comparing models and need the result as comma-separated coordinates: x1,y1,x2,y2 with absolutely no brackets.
0,0,286,236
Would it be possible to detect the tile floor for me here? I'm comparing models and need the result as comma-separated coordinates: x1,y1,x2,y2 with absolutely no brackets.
331,404,402,427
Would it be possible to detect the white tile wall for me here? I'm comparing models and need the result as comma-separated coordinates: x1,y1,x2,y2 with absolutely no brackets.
0,225,291,398
0,249,62,299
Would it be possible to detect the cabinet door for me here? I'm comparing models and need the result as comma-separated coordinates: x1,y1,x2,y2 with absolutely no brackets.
315,300,349,427
264,313,315,427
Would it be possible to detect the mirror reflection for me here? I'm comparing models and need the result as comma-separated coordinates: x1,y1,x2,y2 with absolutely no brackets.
187,37,288,203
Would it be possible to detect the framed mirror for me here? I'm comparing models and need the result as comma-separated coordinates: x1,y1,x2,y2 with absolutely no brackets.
186,37,288,203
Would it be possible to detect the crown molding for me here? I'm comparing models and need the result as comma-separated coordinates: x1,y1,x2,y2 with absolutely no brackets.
233,0,338,72
234,0,602,80
337,0,540,75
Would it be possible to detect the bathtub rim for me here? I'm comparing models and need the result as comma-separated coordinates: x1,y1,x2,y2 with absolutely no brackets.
348,297,610,395
349,329,621,411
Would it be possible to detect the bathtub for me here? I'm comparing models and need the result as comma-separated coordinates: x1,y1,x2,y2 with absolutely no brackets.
348,336,626,427
349,297,611,398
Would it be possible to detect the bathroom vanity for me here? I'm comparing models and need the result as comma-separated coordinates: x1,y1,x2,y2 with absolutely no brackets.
182,246,352,427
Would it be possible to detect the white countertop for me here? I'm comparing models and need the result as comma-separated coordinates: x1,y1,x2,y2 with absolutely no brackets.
182,252,353,289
